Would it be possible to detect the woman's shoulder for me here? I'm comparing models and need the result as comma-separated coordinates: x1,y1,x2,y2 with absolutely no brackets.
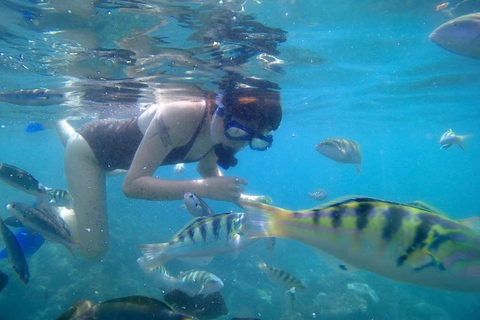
139,100,205,128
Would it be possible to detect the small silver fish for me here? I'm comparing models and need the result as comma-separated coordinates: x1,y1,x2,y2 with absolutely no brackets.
0,88,65,106
347,282,379,303
0,217,29,284
138,213,258,270
0,163,46,197
308,189,328,201
45,188,74,209
315,138,362,174
6,202,78,256
184,192,215,217
430,13,480,60
139,263,224,297
256,257,308,292
439,129,471,150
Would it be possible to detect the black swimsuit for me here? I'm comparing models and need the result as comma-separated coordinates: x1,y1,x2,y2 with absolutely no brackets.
78,107,208,171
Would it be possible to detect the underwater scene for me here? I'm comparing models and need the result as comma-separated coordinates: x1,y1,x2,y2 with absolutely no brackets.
1,0,480,319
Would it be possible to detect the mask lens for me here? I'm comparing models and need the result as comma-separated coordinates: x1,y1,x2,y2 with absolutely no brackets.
224,118,252,140
225,125,250,140
250,135,273,151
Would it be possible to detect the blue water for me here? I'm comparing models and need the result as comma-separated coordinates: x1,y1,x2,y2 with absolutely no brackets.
1,0,480,319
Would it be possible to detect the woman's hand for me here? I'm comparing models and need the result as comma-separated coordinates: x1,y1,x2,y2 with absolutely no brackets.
200,176,248,202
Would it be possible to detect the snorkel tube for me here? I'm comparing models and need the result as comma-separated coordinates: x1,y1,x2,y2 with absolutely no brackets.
211,94,238,170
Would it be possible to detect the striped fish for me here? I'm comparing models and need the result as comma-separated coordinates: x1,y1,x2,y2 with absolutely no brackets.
315,138,362,174
256,257,308,292
6,202,78,257
240,196,480,292
138,213,258,271
45,188,74,209
138,263,224,297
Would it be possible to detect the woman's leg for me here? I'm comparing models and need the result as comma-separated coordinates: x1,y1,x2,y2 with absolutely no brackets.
58,121,109,259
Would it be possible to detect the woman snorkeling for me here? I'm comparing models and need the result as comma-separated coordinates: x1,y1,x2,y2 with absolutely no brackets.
56,86,282,259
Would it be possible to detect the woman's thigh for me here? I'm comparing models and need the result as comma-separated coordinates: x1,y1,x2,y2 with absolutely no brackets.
64,133,108,259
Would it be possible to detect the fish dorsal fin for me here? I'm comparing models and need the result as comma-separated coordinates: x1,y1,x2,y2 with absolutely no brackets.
172,215,210,239
300,195,378,212
458,216,480,231
405,201,444,214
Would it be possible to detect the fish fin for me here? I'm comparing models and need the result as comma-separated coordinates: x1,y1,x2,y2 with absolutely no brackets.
239,200,287,238
66,244,76,258
406,201,444,214
458,216,480,231
172,216,209,239
402,249,444,271
457,134,473,150
315,249,357,273
138,243,169,271
197,284,205,296
178,256,214,266
302,195,377,212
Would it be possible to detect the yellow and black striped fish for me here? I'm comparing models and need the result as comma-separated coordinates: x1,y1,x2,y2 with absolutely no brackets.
256,257,308,292
240,196,480,292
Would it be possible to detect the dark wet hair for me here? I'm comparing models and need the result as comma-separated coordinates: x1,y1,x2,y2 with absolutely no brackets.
223,87,282,131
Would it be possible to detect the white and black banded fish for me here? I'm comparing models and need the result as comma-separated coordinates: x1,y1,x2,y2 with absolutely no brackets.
240,196,480,292
45,188,74,209
138,263,223,297
138,212,258,271
6,202,78,257
315,138,362,174
255,257,308,292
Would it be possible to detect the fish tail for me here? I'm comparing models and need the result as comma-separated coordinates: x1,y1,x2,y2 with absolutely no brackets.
55,120,77,147
457,134,473,150
138,243,169,271
239,200,289,239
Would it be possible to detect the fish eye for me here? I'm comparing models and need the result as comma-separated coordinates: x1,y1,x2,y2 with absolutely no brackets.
452,23,458,27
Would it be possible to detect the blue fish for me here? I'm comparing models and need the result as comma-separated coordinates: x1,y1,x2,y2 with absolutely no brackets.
0,228,44,259
25,122,45,133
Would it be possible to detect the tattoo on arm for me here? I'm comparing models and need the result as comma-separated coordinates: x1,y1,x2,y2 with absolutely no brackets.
150,116,172,148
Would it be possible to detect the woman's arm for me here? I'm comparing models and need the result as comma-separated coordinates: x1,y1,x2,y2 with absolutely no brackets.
122,104,247,202
123,104,202,200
